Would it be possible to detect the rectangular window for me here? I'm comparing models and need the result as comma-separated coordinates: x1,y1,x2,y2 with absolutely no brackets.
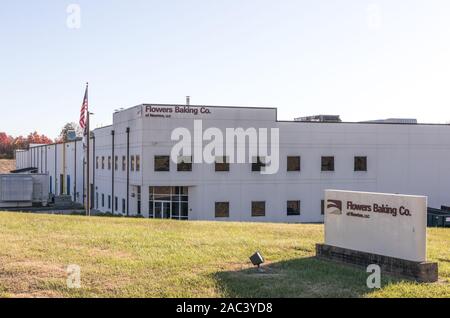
67,175,71,196
137,186,141,215
149,197,154,218
354,156,367,172
130,155,135,171
115,196,118,212
122,198,126,214
177,156,192,172
215,202,230,218
108,156,111,170
101,156,104,170
252,201,266,217
148,186,189,220
321,156,335,172
215,156,230,172
287,156,301,172
252,156,266,172
321,200,325,215
287,200,301,216
155,156,170,172
108,195,111,210
114,156,118,171
122,156,126,171
181,202,189,219
102,194,105,208
136,155,140,172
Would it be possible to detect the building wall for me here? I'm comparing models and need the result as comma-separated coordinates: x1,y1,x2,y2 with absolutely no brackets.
16,140,85,205
15,104,450,223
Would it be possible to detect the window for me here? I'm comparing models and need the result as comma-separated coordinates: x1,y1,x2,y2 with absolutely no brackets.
321,200,325,215
215,202,230,218
287,156,301,172
67,175,71,196
252,156,266,172
108,195,111,210
215,156,230,172
96,157,99,169
321,156,335,172
252,201,266,217
137,186,141,215
115,196,118,212
122,198,126,214
122,156,126,171
155,156,170,171
136,155,140,172
148,187,189,220
108,156,111,170
354,156,367,172
177,156,192,172
114,156,118,171
287,201,301,216
101,194,105,208
131,155,135,171
96,192,99,209
101,157,105,169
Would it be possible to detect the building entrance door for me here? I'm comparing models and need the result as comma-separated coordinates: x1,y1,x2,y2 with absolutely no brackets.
154,201,171,219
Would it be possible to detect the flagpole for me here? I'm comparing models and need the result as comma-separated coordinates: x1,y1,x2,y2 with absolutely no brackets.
86,82,91,217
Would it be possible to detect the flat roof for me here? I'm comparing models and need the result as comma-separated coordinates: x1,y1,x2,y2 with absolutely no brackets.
99,103,450,130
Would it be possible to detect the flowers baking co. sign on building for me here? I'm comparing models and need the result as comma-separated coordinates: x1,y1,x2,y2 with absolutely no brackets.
142,105,212,119
324,190,427,262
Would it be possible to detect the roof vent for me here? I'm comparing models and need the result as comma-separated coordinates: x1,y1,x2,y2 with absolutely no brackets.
295,115,342,123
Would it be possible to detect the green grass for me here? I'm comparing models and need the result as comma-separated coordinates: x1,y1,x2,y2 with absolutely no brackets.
0,212,448,298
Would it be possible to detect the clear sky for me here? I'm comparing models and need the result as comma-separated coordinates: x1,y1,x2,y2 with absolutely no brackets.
1,1,450,138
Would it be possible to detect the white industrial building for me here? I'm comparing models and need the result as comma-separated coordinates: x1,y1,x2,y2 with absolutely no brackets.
15,103,450,223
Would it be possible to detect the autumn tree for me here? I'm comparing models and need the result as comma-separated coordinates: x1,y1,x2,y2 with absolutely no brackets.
0,131,53,159
26,131,53,145
0,133,14,159
57,122,84,143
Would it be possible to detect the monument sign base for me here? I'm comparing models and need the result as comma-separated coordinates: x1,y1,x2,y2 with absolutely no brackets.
316,244,438,283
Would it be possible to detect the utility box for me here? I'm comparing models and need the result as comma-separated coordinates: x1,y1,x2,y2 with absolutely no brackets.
0,174,49,208
428,208,450,228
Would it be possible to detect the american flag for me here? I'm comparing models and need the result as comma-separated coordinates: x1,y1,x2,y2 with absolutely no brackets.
79,84,88,130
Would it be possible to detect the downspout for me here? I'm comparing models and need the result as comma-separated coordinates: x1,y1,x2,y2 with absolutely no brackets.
111,130,115,214
92,135,96,210
63,142,66,194
126,127,130,216
54,144,57,195
74,140,77,202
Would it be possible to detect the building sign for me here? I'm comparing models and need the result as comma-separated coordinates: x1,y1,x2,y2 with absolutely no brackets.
324,190,427,262
143,105,212,119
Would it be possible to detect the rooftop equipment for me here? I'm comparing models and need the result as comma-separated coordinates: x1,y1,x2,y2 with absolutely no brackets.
295,115,342,123
360,118,418,124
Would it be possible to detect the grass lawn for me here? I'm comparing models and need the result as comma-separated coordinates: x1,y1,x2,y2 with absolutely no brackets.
0,212,448,298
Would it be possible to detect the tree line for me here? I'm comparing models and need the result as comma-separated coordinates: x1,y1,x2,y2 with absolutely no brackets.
0,132,53,159
0,122,83,159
